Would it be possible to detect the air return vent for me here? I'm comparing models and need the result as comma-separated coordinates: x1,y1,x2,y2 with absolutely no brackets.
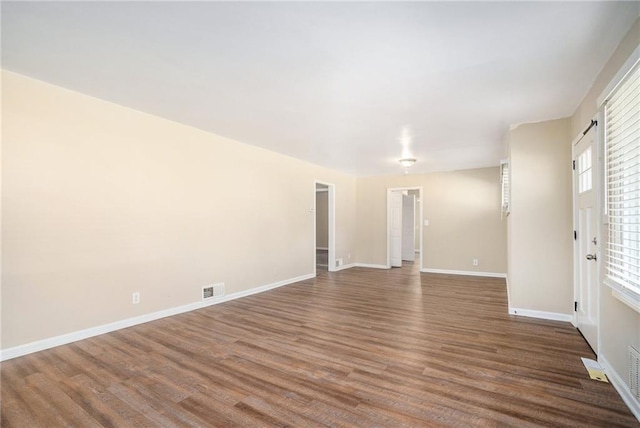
202,283,225,300
630,346,640,400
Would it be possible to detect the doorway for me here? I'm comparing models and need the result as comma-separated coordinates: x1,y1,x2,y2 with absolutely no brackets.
387,187,423,270
315,181,335,274
572,120,600,354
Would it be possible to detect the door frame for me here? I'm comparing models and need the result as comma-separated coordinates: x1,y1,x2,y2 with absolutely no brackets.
571,115,602,355
386,187,424,270
314,180,336,274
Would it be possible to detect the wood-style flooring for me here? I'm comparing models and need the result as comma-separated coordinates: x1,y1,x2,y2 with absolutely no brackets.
1,262,638,427
316,249,328,268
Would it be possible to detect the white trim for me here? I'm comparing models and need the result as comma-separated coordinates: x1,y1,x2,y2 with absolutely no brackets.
420,268,507,278
316,247,328,251
597,45,640,106
386,187,424,271
315,188,329,193
334,263,356,272
571,116,602,351
571,127,581,329
355,263,390,269
0,273,315,362
314,180,336,274
609,282,640,314
508,307,573,322
600,354,640,422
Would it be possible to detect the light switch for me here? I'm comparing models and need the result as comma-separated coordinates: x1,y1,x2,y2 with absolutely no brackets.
424,220,429,226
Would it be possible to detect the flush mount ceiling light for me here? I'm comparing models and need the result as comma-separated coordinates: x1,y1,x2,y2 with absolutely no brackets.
399,158,416,168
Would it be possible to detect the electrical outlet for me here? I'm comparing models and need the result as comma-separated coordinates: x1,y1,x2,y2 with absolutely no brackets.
132,292,140,304
473,259,479,266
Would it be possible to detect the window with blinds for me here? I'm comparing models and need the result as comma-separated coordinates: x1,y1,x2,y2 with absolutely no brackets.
500,159,510,217
605,60,640,297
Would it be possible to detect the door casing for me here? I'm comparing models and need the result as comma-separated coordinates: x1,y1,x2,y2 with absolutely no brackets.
387,187,424,270
314,181,335,274
571,116,601,354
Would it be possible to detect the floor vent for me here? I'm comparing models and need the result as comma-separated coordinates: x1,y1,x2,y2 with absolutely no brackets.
630,346,640,400
202,283,225,300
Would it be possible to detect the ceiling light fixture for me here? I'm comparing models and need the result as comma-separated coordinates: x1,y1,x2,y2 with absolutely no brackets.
399,158,416,168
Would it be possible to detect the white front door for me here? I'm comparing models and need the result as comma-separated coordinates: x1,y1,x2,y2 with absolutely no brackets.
390,191,403,267
574,125,599,353
402,195,415,261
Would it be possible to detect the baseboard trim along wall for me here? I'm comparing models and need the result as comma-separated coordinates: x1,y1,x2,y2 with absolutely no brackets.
420,268,507,278
0,273,316,362
600,355,640,422
508,307,573,323
334,263,356,272
355,263,389,269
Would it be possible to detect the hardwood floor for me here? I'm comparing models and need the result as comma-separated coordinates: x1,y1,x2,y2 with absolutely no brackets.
2,262,638,427
316,249,328,268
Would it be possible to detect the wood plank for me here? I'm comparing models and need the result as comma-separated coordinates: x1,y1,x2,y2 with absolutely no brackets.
1,262,638,426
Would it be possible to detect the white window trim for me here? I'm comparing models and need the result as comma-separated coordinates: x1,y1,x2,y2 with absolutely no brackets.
600,46,640,313
597,45,640,106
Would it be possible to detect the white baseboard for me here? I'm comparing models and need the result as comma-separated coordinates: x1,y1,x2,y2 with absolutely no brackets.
508,307,573,322
420,268,507,278
600,354,640,422
316,247,328,251
0,273,315,362
334,263,356,272
355,263,389,269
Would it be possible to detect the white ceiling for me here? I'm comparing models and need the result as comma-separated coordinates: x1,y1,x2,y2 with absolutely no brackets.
3,2,639,176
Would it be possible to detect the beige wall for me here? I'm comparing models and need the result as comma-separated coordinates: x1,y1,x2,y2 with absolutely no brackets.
356,167,507,274
507,118,573,314
315,191,328,248
571,18,640,395
1,71,357,349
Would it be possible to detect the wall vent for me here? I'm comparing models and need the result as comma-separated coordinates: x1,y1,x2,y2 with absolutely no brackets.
202,283,225,300
630,346,640,400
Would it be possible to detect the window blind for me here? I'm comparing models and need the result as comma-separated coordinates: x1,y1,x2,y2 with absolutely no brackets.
500,160,510,216
605,61,640,294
